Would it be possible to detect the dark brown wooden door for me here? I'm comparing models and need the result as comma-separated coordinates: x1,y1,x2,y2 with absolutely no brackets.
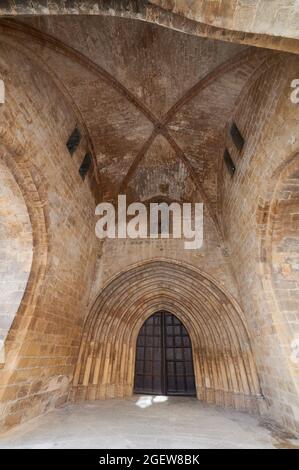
134,311,196,396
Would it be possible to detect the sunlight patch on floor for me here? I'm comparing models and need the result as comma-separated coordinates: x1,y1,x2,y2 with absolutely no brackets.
135,395,168,408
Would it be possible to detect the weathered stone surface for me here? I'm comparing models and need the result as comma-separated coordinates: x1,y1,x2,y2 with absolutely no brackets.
0,9,298,438
72,260,261,414
0,38,98,431
220,55,299,434
0,1,298,52
152,0,299,40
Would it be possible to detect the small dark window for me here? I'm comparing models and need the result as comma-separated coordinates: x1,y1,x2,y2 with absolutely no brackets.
224,148,236,176
66,128,81,155
79,152,92,180
230,121,244,151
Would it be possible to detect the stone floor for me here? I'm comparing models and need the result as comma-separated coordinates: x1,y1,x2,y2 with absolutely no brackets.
0,396,298,449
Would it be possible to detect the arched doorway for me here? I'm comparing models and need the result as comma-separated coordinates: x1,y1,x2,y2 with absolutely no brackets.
134,311,196,396
72,260,261,413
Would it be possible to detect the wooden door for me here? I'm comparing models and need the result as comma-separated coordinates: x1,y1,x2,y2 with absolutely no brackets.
134,311,196,396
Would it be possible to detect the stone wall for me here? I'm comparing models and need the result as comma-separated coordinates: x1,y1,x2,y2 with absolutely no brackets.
220,53,299,433
91,210,239,302
0,40,98,431
0,11,298,435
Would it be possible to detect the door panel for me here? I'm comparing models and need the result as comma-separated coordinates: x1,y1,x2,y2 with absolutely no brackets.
134,311,196,396
134,312,163,395
164,312,196,396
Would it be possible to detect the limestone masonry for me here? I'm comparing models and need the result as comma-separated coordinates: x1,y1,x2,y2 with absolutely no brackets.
0,1,298,440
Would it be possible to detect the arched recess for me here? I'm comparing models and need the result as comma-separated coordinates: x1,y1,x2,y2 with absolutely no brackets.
0,136,48,368
0,160,33,362
259,153,299,392
72,260,262,413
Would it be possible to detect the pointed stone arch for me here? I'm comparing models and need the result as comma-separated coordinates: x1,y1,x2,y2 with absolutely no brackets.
258,152,299,406
72,259,261,413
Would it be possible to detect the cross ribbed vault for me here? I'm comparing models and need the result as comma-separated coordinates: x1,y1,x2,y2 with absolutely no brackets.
72,260,261,412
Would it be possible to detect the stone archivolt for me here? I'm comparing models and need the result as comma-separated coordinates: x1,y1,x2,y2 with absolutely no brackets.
0,9,298,435
72,260,261,413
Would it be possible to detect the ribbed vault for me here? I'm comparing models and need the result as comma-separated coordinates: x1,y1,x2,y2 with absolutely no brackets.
72,260,261,412
0,17,270,232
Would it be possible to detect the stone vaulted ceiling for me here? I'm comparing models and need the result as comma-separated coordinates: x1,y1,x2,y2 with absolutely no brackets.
2,15,271,222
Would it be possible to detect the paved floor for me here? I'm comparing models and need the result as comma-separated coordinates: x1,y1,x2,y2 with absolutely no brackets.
0,396,298,449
